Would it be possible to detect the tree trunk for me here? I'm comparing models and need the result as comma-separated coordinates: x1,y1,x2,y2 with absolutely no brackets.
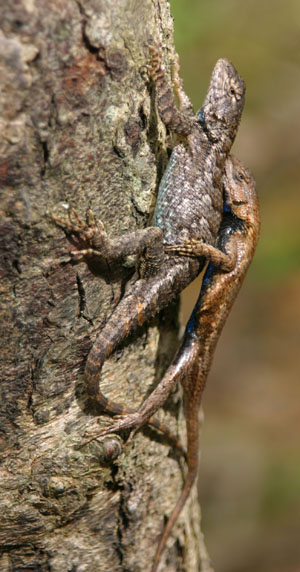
0,1,211,570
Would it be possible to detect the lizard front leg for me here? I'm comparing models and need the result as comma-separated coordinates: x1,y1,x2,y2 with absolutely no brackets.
148,45,195,135
52,208,163,267
171,51,194,115
165,239,237,271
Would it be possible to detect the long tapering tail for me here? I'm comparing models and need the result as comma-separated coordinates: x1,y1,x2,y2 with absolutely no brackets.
151,399,199,572
151,464,198,572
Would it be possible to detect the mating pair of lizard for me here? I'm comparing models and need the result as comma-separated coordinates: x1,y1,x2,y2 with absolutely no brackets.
55,47,260,571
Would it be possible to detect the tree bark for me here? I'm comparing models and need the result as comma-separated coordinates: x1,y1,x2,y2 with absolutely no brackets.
0,1,211,570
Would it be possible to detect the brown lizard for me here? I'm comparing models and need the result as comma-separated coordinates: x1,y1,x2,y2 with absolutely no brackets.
153,155,260,571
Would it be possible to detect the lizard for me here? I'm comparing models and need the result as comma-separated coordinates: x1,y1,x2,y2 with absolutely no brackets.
147,154,260,571
53,46,246,422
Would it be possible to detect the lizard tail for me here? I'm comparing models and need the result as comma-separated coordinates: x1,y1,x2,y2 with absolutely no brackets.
84,280,159,414
151,391,200,572
147,417,187,461
151,463,198,572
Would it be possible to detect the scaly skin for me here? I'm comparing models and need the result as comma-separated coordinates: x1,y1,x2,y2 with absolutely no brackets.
82,48,246,415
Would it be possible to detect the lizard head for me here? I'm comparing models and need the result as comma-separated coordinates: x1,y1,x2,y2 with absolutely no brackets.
223,155,260,230
197,58,246,145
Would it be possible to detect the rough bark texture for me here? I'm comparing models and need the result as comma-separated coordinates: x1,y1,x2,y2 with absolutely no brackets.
0,1,211,570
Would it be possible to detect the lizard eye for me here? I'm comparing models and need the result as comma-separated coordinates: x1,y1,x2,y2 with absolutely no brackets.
236,170,245,181
233,199,247,206
229,85,242,101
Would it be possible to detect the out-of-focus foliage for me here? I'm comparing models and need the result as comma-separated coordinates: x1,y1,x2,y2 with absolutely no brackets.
171,1,300,571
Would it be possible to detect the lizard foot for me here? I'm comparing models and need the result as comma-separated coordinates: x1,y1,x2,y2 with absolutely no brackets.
147,44,164,80
79,410,187,458
52,208,111,261
96,412,143,439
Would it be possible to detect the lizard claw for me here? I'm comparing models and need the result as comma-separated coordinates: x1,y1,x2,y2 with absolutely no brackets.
85,412,143,444
52,207,111,260
99,412,143,438
78,411,148,449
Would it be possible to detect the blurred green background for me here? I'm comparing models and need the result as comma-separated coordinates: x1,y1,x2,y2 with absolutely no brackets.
170,1,300,571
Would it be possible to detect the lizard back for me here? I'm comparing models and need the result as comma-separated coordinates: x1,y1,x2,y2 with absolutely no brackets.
153,135,223,246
